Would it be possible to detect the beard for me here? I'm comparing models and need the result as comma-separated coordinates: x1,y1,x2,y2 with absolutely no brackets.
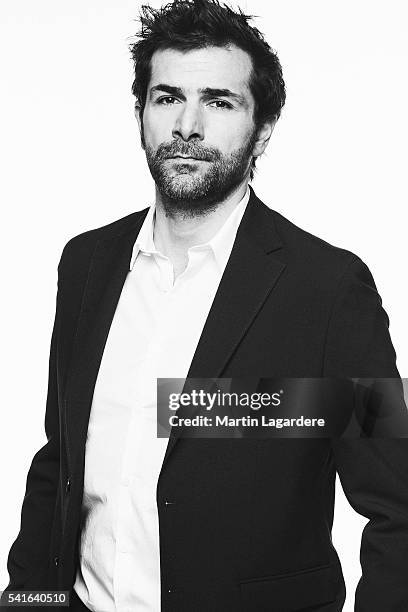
141,126,258,219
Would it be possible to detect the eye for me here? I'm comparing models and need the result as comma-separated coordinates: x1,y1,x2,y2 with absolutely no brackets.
156,96,178,105
209,100,232,110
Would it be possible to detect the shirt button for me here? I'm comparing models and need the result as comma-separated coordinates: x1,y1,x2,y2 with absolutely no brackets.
53,556,59,567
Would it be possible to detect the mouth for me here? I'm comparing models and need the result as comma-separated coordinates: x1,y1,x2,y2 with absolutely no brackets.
169,156,207,161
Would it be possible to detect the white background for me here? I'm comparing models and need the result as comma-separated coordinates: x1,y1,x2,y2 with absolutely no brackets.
0,1,407,609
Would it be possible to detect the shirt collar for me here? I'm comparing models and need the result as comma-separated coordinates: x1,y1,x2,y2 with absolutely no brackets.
129,185,250,274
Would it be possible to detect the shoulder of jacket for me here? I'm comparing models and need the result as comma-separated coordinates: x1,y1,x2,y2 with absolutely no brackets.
58,208,148,269
269,207,362,274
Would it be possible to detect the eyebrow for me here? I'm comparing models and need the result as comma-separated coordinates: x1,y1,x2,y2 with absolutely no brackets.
149,83,248,107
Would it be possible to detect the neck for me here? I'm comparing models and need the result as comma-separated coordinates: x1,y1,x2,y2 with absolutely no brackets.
153,180,249,259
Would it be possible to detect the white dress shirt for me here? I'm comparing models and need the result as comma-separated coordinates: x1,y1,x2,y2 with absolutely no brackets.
73,186,250,611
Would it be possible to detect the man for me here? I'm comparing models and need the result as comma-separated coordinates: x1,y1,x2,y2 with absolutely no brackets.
2,0,407,610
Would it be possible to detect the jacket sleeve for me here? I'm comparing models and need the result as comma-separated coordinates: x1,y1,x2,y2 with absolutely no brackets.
323,255,408,611
2,248,66,594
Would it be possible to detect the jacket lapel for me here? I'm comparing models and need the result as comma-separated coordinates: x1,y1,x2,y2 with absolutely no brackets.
161,187,286,469
63,186,286,478
63,213,148,477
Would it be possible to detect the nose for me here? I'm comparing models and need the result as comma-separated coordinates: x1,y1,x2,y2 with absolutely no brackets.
172,101,204,142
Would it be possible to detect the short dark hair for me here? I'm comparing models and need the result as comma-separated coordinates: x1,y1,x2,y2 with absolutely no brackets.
129,0,286,180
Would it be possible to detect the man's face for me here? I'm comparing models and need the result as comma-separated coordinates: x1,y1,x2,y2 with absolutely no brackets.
136,44,260,216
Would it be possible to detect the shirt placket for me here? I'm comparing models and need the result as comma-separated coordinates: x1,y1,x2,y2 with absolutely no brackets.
112,251,179,611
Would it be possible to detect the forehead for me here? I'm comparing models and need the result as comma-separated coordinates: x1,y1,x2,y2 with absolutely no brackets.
149,44,253,96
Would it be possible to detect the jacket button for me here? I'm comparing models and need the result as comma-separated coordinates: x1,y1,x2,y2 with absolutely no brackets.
53,556,59,567
65,478,71,493
164,500,174,506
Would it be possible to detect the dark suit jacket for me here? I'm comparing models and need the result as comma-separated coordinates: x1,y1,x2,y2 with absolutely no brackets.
3,185,408,611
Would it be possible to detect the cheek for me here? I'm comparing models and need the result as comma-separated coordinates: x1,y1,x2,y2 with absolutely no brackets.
143,111,172,145
206,115,255,147
211,130,253,156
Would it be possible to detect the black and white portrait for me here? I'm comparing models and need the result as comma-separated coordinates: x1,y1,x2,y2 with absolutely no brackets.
1,1,407,611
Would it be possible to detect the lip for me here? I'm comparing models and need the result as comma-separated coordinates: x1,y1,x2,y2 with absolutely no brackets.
170,156,205,160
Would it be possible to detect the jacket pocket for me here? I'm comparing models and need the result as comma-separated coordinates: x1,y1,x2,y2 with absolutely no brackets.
239,563,337,611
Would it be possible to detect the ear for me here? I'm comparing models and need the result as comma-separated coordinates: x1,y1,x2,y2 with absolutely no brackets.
134,100,145,150
134,99,142,131
252,117,278,158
